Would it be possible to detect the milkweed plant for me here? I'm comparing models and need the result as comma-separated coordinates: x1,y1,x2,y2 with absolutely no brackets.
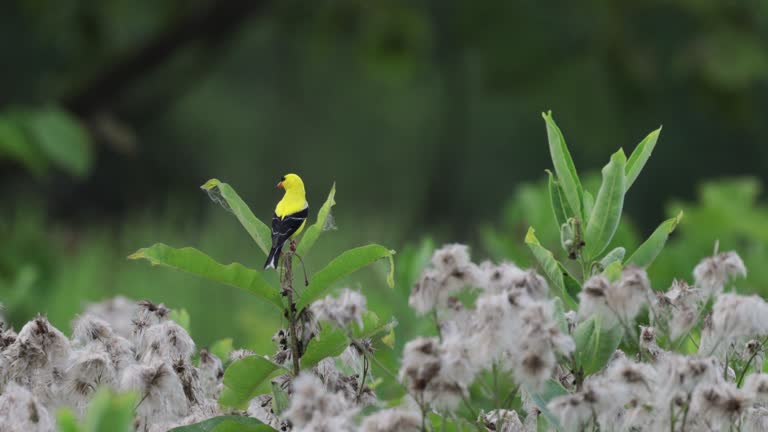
1,112,766,432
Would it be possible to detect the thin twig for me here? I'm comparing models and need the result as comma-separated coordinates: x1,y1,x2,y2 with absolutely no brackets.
356,356,369,402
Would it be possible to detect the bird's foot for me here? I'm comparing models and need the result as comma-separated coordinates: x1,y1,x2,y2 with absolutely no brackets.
290,239,297,252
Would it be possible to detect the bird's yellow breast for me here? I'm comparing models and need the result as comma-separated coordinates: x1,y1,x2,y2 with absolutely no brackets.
275,193,307,219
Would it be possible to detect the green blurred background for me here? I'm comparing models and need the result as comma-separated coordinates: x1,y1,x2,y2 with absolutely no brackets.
2,0,768,355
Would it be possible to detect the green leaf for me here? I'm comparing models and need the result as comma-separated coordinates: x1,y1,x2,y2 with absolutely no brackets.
211,421,273,432
271,381,290,416
129,244,283,311
209,338,234,363
352,311,398,340
599,247,626,271
201,179,272,257
572,317,595,372
170,308,191,333
296,244,395,311
583,190,595,219
218,356,285,408
584,149,626,260
169,416,271,432
552,297,568,333
627,211,684,268
301,326,349,370
602,261,623,282
542,111,584,220
546,170,568,226
56,409,81,432
525,228,578,310
296,183,336,258
561,263,582,301
625,127,661,192
21,107,92,177
526,380,569,428
83,389,137,432
573,317,623,375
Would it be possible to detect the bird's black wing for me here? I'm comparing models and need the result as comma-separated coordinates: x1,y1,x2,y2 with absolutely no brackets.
270,207,309,248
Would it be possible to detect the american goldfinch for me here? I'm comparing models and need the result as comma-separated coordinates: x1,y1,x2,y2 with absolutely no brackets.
264,173,309,270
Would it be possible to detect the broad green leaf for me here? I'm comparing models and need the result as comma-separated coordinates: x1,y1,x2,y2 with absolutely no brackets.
542,111,584,220
627,211,684,268
301,326,349,369
546,170,568,226
169,416,271,432
296,244,395,311
572,317,596,372
170,308,191,333
573,317,623,375
56,409,81,432
583,190,595,219
201,179,272,257
212,421,273,432
218,356,284,408
271,381,290,415
526,228,577,310
21,107,92,177
599,247,626,271
83,389,137,432
584,149,626,260
296,183,336,258
526,380,569,428
129,244,283,311
625,127,661,192
588,324,623,375
560,263,582,301
209,338,234,363
552,297,568,333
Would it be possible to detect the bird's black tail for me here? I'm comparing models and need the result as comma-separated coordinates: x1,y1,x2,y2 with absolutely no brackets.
264,245,281,270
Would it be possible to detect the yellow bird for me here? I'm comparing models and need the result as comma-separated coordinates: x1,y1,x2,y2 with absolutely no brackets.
264,173,309,269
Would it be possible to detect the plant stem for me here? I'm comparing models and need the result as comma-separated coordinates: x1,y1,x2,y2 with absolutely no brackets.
736,336,768,387
680,393,692,432
356,356,369,402
283,253,301,376
493,362,500,409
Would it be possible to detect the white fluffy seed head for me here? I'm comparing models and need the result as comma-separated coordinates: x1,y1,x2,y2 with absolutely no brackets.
16,316,70,368
136,321,195,364
82,296,139,339
409,244,480,315
310,289,367,329
744,373,768,402
693,251,747,296
283,373,355,431
360,408,421,432
699,294,768,358
71,315,116,347
0,382,55,432
479,409,524,432
578,276,618,327
198,349,224,400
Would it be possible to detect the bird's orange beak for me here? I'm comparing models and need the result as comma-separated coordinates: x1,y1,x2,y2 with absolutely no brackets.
277,182,284,189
